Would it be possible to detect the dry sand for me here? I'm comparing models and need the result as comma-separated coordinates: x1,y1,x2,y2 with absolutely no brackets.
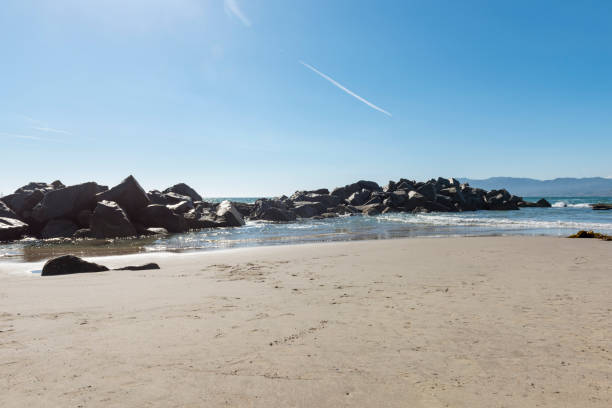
1,236,611,407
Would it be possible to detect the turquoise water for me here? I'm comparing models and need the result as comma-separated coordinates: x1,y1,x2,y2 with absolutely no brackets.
1,196,610,262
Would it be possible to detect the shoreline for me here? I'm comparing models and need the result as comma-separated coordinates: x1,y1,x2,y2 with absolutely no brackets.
0,232,587,272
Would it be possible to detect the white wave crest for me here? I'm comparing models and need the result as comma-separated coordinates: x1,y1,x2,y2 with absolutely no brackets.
379,213,612,231
551,201,592,208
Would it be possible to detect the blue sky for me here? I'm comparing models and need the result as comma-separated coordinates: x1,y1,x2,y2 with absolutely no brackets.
1,0,611,196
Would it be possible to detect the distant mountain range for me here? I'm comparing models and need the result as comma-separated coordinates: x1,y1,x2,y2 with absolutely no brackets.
460,177,612,197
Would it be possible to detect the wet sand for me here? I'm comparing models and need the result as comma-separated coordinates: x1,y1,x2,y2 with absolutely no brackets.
1,236,611,407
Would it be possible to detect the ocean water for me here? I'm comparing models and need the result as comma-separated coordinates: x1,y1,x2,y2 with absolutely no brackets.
1,196,610,263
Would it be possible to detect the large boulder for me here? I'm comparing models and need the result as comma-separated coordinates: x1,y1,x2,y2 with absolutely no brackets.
183,210,224,229
292,201,325,218
331,180,381,200
1,181,57,217
536,198,552,208
259,206,296,222
135,204,189,233
289,192,342,208
416,183,436,201
250,199,296,222
0,201,17,219
592,203,612,210
216,200,245,227
32,182,101,223
96,175,149,219
163,183,203,202
0,217,28,241
231,202,255,217
167,200,194,214
404,191,428,210
147,190,171,205
90,200,137,239
40,219,79,239
41,255,108,276
346,189,371,206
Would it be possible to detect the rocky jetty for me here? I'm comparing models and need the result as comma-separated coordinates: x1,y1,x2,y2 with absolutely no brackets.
0,175,549,243
591,203,612,210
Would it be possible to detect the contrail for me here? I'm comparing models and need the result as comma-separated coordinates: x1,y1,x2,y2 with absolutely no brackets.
299,60,391,117
224,0,251,27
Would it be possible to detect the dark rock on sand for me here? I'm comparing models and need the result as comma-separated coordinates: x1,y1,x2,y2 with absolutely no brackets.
90,200,137,239
96,175,149,218
115,263,160,271
0,217,28,241
568,230,612,240
41,255,108,276
40,219,79,239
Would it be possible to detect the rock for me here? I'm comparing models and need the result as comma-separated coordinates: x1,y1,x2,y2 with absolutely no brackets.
416,183,436,201
147,190,171,205
77,209,93,228
404,191,427,210
250,198,295,221
592,203,612,210
519,198,552,208
361,203,382,216
216,200,245,227
309,188,330,195
363,195,383,206
232,202,255,217
41,255,108,276
163,183,203,202
167,200,194,214
290,193,342,207
293,201,325,218
568,230,612,240
0,217,28,241
389,190,409,206
32,182,101,223
115,263,160,271
486,192,519,210
0,201,17,219
2,184,47,217
90,200,137,239
258,206,296,222
162,192,191,205
331,180,380,200
96,175,149,219
381,206,396,214
40,219,79,239
346,189,371,206
136,204,189,233
51,180,65,189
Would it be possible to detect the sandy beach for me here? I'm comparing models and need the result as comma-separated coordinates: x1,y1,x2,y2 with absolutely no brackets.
1,236,611,407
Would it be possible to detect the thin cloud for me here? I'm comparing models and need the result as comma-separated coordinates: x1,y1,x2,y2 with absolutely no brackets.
32,126,72,135
224,0,251,27
299,60,392,117
0,132,61,142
